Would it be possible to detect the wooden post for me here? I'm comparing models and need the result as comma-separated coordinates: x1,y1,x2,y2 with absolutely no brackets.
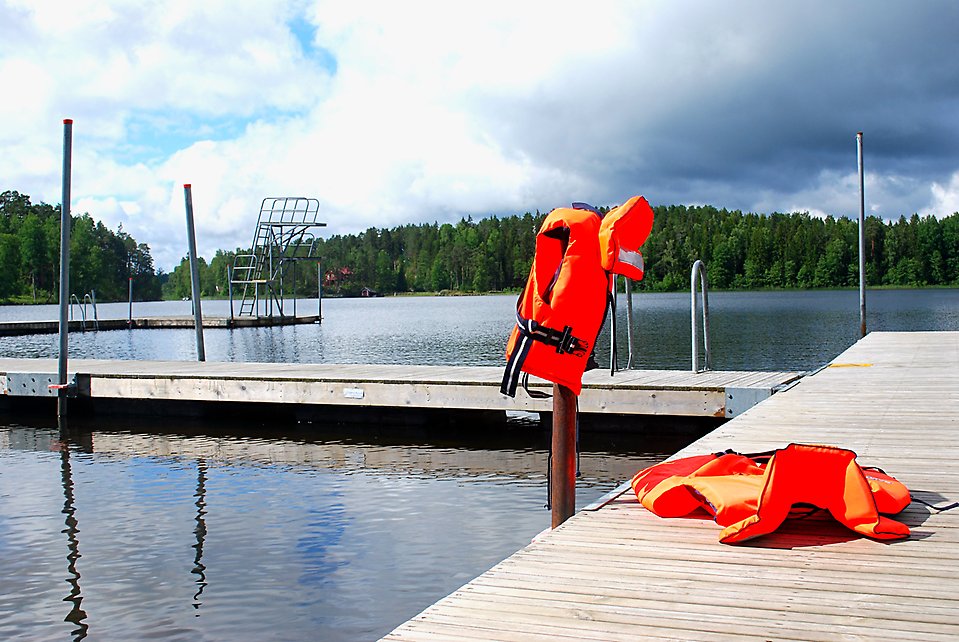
551,383,577,528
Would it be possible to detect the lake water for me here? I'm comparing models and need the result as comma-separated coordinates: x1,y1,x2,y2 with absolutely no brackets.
0,420,686,641
2,288,957,371
1,288,957,640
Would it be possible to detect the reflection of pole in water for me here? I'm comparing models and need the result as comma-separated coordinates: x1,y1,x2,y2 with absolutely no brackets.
59,436,89,640
192,459,208,612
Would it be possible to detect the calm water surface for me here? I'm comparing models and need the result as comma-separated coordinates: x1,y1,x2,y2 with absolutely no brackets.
1,289,957,370
1,288,957,639
0,420,683,641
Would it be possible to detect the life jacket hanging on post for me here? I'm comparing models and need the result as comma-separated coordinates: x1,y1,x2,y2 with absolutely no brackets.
501,206,608,397
501,196,655,398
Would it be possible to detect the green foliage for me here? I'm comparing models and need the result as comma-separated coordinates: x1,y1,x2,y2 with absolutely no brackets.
153,197,959,298
0,190,163,303
638,206,959,292
10,183,959,302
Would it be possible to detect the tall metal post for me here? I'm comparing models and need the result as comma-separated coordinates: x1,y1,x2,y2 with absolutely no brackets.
183,184,206,361
857,132,867,338
57,119,73,419
317,261,323,323
227,265,234,324
127,277,133,327
551,384,577,528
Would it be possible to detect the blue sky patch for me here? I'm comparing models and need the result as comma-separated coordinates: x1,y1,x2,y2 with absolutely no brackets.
288,15,338,75
115,112,253,165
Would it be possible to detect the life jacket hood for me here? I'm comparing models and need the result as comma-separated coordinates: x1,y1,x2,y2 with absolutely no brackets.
599,195,655,280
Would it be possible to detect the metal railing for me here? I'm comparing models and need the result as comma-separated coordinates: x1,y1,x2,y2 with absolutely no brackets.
69,291,99,331
691,260,711,373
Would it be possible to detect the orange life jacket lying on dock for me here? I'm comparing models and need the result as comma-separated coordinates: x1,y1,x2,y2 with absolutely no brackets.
631,444,911,544
501,196,654,397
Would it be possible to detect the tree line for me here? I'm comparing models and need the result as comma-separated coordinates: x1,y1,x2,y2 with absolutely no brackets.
4,189,957,305
0,190,162,303
186,206,959,296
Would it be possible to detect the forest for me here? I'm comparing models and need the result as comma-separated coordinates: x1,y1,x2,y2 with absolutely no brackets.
171,205,959,298
2,189,957,304
0,190,162,303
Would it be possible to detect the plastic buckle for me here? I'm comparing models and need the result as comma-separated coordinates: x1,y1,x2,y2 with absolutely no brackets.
557,325,574,354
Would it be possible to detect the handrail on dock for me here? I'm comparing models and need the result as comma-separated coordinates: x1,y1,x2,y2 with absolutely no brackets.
68,291,99,331
691,260,710,373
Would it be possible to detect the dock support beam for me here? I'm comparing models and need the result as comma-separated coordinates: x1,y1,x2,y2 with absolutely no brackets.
57,119,73,419
183,184,206,361
551,384,577,528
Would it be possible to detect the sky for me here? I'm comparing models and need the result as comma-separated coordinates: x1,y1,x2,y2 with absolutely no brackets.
2,0,959,271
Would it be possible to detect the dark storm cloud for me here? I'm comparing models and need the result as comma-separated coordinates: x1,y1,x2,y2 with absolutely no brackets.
478,1,959,216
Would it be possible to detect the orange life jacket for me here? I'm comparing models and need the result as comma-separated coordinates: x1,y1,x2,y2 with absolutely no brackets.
501,197,655,397
501,206,608,396
631,444,911,544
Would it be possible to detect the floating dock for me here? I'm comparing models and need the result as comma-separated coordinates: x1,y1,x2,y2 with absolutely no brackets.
384,331,959,640
0,315,320,336
0,358,798,419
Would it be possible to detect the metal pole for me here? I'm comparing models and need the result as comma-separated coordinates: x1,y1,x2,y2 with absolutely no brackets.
857,131,867,338
57,119,73,419
691,264,699,373
625,278,635,369
691,260,710,372
551,383,577,528
127,277,133,327
227,265,234,324
317,261,323,323
183,184,206,361
608,275,617,374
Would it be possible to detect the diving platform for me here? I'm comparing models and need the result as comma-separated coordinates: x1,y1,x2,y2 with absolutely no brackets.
0,359,799,419
384,331,959,641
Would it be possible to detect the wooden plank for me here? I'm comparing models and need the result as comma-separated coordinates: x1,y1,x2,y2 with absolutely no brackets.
0,358,799,418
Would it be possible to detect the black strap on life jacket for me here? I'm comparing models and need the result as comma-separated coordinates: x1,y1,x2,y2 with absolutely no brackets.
912,497,959,512
500,313,588,397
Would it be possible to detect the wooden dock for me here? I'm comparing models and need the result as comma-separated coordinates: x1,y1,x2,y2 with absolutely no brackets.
0,358,799,418
0,314,321,336
384,331,959,641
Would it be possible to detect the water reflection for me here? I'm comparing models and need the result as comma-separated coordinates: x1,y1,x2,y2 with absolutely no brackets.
192,459,207,613
0,417,688,641
58,439,89,640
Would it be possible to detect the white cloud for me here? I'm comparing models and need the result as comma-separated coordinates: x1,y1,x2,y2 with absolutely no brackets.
2,0,958,271
927,173,959,218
